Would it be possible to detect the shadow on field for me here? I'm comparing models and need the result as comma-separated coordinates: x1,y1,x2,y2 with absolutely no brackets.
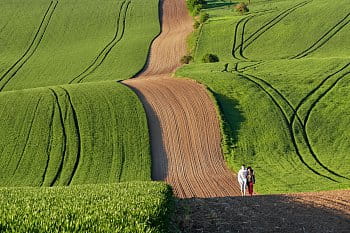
204,0,236,10
170,195,350,233
213,92,245,147
120,82,168,181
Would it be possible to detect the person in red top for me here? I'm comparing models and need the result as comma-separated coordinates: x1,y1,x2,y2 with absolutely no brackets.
246,166,255,196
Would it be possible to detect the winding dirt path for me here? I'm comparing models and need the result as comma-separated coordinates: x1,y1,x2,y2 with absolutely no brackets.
123,0,240,198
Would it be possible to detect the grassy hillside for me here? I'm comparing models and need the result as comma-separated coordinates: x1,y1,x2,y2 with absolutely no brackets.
0,182,173,233
0,82,150,187
0,0,159,91
177,0,350,193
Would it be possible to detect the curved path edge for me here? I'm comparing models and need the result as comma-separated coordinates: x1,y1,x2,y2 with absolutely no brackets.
123,0,240,198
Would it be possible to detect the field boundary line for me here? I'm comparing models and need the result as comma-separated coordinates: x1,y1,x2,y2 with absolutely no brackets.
0,1,58,91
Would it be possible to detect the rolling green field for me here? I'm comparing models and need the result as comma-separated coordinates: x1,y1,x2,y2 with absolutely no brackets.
178,0,350,193
0,0,172,231
0,0,159,91
0,81,151,186
0,182,173,233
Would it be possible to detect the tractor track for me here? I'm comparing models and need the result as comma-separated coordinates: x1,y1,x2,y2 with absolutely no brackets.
238,65,349,180
59,87,82,185
123,0,241,198
234,71,337,182
232,16,253,60
69,0,130,84
304,71,350,132
234,1,311,57
291,63,350,125
48,88,68,186
229,0,349,180
0,1,58,91
40,99,55,186
291,13,350,59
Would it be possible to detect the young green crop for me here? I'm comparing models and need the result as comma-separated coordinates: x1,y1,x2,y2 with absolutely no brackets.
0,82,150,187
177,0,350,193
0,0,160,91
0,182,173,233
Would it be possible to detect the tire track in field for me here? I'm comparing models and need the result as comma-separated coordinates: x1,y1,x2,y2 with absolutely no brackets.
123,0,241,198
241,70,349,181
69,1,130,84
48,88,68,186
234,70,338,182
59,87,82,185
291,13,350,59
40,98,55,186
236,61,350,180
232,15,253,60
287,64,350,180
304,70,350,135
0,1,58,92
11,97,42,180
233,1,311,56
290,63,350,125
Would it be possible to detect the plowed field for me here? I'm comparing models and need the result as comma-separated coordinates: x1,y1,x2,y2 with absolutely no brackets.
123,0,240,198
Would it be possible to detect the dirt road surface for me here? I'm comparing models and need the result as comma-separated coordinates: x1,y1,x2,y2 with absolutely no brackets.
171,190,350,232
123,0,241,198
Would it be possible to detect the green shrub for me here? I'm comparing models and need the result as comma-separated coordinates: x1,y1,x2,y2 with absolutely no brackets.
199,12,210,23
181,55,194,64
186,0,205,15
202,53,219,63
234,2,249,14
194,20,200,29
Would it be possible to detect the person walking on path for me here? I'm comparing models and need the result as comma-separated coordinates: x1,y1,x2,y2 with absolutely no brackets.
247,166,255,196
237,165,247,196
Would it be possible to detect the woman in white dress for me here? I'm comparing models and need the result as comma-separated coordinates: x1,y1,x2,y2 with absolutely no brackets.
237,165,247,196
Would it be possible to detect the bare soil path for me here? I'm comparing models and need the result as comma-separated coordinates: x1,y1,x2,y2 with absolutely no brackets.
123,0,240,198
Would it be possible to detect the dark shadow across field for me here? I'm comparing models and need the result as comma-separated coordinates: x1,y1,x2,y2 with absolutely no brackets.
170,194,350,233
203,0,236,10
212,91,245,147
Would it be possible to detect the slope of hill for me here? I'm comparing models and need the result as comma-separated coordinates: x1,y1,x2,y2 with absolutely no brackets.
0,82,150,186
0,0,159,91
177,0,350,193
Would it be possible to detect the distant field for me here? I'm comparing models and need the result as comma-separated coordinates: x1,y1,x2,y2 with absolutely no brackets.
177,0,350,193
0,82,150,186
0,182,173,233
0,0,159,91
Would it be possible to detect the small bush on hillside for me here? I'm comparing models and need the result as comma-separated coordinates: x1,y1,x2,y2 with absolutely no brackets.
181,55,193,64
193,20,200,29
186,0,205,15
199,12,210,23
202,53,219,63
234,2,249,15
